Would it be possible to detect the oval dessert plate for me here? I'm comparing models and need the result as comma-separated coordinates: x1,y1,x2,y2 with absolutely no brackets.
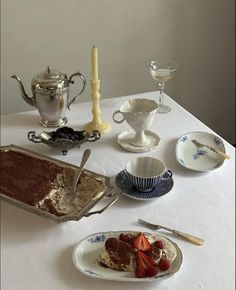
72,231,183,282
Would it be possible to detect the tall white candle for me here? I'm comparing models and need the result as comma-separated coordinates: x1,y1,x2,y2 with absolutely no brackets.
91,46,98,81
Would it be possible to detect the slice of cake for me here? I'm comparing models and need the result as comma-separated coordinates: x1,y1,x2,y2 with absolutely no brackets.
100,238,136,271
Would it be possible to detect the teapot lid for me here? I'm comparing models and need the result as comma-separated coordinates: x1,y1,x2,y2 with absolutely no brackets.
32,66,68,90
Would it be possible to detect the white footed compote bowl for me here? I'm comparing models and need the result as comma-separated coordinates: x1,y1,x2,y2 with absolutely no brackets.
147,60,179,114
113,98,158,147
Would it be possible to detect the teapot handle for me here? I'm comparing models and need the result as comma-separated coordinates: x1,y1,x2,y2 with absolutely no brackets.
67,71,86,110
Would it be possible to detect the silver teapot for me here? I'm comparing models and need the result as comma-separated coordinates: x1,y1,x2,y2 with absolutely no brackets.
11,66,86,127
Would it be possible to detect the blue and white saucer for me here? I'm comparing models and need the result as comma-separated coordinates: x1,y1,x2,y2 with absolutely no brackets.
115,170,174,201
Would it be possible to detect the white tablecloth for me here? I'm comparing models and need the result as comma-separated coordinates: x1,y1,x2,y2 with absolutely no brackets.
1,92,235,290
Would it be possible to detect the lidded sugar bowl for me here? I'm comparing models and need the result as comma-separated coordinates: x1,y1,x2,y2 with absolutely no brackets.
11,66,86,127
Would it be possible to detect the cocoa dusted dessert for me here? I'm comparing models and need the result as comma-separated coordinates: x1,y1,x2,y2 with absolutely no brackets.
0,150,64,206
100,237,136,271
0,150,106,217
99,232,177,278
0,150,67,216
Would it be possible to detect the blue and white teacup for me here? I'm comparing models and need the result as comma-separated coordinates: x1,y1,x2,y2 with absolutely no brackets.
125,157,172,192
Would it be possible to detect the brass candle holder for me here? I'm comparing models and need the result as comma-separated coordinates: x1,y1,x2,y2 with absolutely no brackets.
85,46,111,134
85,79,111,134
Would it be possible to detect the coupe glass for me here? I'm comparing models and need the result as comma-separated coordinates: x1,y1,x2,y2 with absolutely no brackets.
147,60,179,113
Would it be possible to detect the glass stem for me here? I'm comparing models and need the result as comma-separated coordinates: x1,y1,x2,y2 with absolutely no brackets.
158,82,165,106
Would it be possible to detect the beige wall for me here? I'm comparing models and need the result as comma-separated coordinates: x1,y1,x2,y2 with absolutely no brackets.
1,0,235,144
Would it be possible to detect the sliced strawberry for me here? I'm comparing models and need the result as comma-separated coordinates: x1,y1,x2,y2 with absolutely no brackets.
137,251,156,269
159,258,171,271
135,264,146,278
135,251,157,278
133,233,152,251
146,265,159,277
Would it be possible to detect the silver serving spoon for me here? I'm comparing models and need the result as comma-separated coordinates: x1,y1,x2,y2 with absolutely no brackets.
72,148,91,193
64,149,91,204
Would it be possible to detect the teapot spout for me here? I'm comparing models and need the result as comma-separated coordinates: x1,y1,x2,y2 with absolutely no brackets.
11,75,36,107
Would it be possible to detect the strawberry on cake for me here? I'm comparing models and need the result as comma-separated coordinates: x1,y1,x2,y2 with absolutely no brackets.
99,232,177,278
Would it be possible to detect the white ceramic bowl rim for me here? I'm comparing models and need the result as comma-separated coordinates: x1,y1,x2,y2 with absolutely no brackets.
125,157,165,178
120,98,158,114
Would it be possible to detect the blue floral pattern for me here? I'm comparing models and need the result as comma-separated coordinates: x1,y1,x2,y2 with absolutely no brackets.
85,269,101,276
179,158,185,165
176,131,225,172
87,234,106,244
180,135,188,142
193,149,207,159
214,137,222,145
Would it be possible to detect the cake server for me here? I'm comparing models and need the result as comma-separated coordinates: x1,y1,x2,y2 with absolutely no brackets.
72,148,91,193
191,139,230,160
64,148,91,204
138,219,204,245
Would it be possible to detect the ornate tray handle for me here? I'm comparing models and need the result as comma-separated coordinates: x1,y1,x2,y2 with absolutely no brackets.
84,192,120,218
28,131,42,143
63,192,120,222
27,128,101,155
87,130,101,142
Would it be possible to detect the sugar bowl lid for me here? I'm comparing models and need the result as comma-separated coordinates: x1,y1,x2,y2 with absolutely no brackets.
31,66,68,91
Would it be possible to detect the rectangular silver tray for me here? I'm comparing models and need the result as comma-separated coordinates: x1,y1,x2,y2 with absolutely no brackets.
0,145,119,223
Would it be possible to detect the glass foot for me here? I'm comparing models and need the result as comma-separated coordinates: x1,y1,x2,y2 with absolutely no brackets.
156,104,171,114
40,117,68,127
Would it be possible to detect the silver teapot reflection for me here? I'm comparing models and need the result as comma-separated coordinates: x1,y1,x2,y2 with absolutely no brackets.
11,66,86,127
